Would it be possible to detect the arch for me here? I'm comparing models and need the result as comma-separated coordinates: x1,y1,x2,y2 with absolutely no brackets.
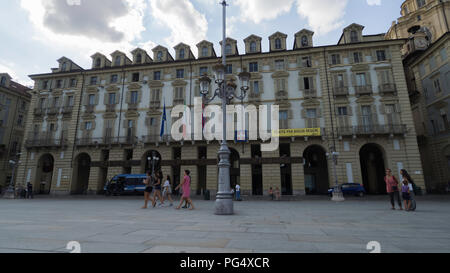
35,154,55,195
71,153,92,195
359,143,387,194
141,150,162,174
303,145,329,194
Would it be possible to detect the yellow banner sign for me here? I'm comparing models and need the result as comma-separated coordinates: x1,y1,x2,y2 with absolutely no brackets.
272,128,321,137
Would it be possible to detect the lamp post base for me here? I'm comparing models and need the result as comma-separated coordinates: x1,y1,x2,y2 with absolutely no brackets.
2,185,16,199
215,193,234,215
332,190,345,202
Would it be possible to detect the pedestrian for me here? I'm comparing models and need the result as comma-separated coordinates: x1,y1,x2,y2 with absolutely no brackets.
269,187,274,201
235,183,241,201
275,187,281,201
384,168,403,210
153,170,165,207
141,171,155,209
162,175,174,206
401,178,412,211
26,182,33,199
401,169,417,211
175,170,194,210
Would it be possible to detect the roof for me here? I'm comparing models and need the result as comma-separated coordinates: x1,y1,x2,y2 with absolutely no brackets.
0,79,32,98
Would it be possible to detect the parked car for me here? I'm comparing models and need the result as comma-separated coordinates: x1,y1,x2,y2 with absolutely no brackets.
328,183,366,197
104,174,147,196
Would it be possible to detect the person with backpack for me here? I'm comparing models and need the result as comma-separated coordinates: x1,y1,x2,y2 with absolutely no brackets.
384,168,403,210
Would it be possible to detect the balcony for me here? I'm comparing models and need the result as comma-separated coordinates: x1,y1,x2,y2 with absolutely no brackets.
85,105,95,113
355,85,373,96
337,124,408,136
62,106,73,115
149,101,161,110
105,104,116,113
47,107,60,116
34,108,45,116
248,92,261,101
128,103,138,111
333,86,349,97
76,137,105,147
303,89,317,99
379,83,397,96
275,90,288,101
173,98,185,105
25,137,68,148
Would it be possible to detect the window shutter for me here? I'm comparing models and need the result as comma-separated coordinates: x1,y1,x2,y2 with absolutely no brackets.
357,106,363,126
371,105,378,125
282,79,286,91
366,72,372,85
301,109,306,118
395,103,402,113
371,50,377,62
317,108,323,118
379,104,386,114
328,55,333,65
103,93,108,105
351,73,356,86
348,105,353,116
310,77,315,90
349,52,354,64
126,92,131,104
95,94,99,105
259,80,264,94
299,78,305,91
115,93,120,104
83,95,88,106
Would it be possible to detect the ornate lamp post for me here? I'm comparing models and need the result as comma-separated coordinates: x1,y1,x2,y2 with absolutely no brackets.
327,147,344,201
2,154,20,199
199,0,251,215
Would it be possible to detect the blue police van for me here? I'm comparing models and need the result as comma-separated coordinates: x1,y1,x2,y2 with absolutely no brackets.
104,174,148,196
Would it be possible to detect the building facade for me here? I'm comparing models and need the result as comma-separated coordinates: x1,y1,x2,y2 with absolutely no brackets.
16,24,426,197
0,73,31,192
388,0,450,192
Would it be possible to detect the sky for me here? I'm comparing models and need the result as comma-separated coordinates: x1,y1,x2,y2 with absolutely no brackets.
0,0,405,87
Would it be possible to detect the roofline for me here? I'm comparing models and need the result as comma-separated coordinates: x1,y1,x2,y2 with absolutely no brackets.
28,38,407,79
405,31,450,67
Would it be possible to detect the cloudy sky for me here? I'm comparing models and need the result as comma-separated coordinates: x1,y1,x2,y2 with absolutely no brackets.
0,0,404,86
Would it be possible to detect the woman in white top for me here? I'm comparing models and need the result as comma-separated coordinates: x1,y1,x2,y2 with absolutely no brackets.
162,175,174,206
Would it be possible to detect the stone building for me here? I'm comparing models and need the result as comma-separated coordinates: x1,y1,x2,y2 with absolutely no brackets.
388,0,450,192
0,73,31,192
16,24,426,197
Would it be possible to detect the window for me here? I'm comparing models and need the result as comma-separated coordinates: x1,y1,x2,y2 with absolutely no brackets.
61,62,67,71
179,48,185,59
136,54,142,64
275,60,284,70
253,81,260,94
306,109,317,119
0,76,6,86
279,111,288,129
431,120,438,135
356,73,367,86
417,15,422,21
202,46,208,57
130,91,138,104
53,97,59,107
21,101,26,110
226,64,232,74
110,74,118,84
336,74,345,87
43,80,49,89
85,122,93,131
70,78,77,87
275,38,282,49
385,104,396,125
95,58,101,68
90,76,98,85
417,0,426,8
199,67,208,76
149,117,156,126
442,113,450,131
303,77,312,90
376,50,386,61
361,106,373,129
350,31,359,43
430,56,436,69
56,80,63,88
225,44,232,55
174,87,184,100
108,93,116,105
114,56,121,66
39,98,45,109
88,94,96,105
132,73,140,82
151,89,160,102
249,62,258,72
17,115,23,126
353,52,363,63
176,69,185,79
301,36,308,47
440,48,447,61
433,78,442,93
276,79,286,92
331,54,341,65
67,96,74,107
157,51,163,61
154,71,161,81
250,42,257,52
337,107,348,116
301,56,312,68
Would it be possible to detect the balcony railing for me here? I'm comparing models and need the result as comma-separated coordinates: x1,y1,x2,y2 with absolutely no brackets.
276,90,288,100
85,105,95,113
303,89,317,98
248,92,261,100
337,124,407,136
47,107,60,115
173,98,185,105
333,86,349,97
105,104,116,113
379,83,397,95
118,136,138,145
62,106,73,115
25,137,68,148
355,85,373,96
34,108,45,116
128,103,138,111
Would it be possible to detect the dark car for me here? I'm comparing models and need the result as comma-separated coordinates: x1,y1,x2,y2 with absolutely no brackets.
328,183,366,197
104,174,147,196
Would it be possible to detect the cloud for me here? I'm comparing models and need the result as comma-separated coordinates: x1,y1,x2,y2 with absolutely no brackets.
149,0,208,50
296,0,348,35
366,0,381,5
234,0,295,24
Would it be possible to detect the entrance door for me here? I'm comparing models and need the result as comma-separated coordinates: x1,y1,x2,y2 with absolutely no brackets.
280,144,293,195
36,154,54,194
360,144,386,194
251,145,263,195
303,145,329,194
72,153,91,195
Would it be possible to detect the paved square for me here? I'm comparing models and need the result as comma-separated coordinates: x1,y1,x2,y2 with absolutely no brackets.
0,196,449,253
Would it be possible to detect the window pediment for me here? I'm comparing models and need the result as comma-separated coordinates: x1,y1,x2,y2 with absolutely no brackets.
172,80,188,87
351,64,370,72
128,83,142,90
272,71,290,79
106,85,120,92
149,81,164,88
302,99,320,107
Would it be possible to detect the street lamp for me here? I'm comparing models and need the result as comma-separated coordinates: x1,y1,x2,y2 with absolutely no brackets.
199,0,250,215
327,148,344,202
2,154,21,199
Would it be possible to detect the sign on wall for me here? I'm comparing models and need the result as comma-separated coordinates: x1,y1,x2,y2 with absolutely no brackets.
272,128,321,137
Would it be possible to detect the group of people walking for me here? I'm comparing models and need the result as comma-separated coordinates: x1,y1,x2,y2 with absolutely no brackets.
384,169,416,211
141,169,195,210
